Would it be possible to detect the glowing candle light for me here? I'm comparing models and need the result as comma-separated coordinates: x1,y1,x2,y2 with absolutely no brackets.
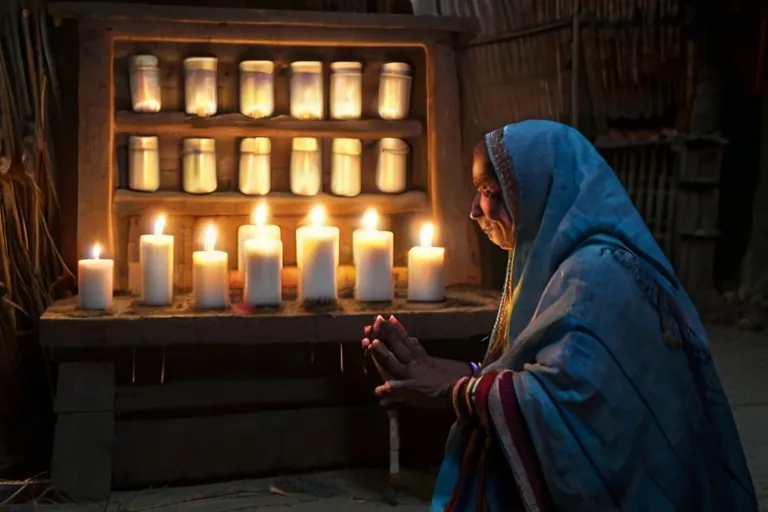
296,205,339,302
129,55,161,113
407,222,445,302
237,201,281,273
140,215,174,305
353,208,394,302
243,208,283,307
78,243,114,310
184,57,217,117
192,224,229,309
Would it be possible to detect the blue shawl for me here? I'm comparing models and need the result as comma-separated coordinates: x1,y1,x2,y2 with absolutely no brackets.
432,121,757,511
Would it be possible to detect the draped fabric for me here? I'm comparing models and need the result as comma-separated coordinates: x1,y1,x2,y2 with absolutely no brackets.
431,121,757,511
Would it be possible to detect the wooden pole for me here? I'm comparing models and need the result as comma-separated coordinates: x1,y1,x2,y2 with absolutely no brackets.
571,0,581,129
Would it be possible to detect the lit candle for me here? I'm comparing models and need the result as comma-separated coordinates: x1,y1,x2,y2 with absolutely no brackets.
353,209,393,302
129,55,161,113
237,202,281,273
140,215,174,305
78,244,114,310
407,223,445,302
193,224,229,309
296,206,339,302
244,231,283,307
239,60,274,119
378,62,412,120
290,61,323,120
184,57,217,117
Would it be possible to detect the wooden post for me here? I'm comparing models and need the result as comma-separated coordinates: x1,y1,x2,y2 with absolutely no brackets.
571,0,581,129
77,21,114,270
426,41,482,286
51,362,115,501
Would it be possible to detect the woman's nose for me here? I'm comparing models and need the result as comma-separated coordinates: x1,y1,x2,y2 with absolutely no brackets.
469,194,483,220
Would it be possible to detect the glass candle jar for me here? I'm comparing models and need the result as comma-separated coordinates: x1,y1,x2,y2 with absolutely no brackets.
290,61,323,120
330,62,362,120
183,138,217,194
378,62,412,120
376,138,409,193
331,138,362,197
184,57,217,117
128,136,160,192
290,137,321,196
240,60,274,119
129,55,161,113
239,137,271,195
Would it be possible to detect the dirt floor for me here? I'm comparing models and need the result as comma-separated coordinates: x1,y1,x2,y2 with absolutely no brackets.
5,325,768,511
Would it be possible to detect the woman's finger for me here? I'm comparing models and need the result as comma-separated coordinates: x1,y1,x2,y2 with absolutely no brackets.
362,337,371,350
389,315,427,357
376,319,414,364
370,339,409,379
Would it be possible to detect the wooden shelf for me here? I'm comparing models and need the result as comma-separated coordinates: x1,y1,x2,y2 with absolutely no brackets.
49,2,478,34
114,112,424,139
113,189,430,217
40,287,498,347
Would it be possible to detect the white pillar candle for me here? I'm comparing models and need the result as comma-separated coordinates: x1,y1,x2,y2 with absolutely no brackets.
244,236,283,307
237,202,281,273
353,209,393,302
296,205,339,302
407,223,445,302
140,215,174,305
78,244,114,310
193,224,229,309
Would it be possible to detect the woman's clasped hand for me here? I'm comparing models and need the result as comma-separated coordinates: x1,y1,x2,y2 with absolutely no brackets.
362,314,473,409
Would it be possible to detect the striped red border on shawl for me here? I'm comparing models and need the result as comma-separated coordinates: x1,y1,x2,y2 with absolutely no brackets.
487,370,553,512
486,128,521,226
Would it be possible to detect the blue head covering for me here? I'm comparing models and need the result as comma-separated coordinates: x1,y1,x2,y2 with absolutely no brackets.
432,121,757,511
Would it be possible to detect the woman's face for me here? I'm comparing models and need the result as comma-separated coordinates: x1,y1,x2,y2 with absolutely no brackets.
470,142,516,250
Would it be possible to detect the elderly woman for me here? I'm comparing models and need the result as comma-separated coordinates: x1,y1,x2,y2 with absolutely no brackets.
363,121,757,511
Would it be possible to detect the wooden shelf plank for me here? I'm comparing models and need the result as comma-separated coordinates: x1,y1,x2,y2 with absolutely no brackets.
114,112,423,139
39,287,499,347
49,2,478,34
113,189,430,217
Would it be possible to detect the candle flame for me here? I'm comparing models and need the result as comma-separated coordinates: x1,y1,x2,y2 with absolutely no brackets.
252,202,268,227
419,223,434,248
154,215,166,236
362,208,379,231
203,224,217,252
91,244,102,260
309,205,325,227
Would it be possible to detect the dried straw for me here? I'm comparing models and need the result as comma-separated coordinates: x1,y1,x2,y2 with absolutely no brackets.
0,0,71,472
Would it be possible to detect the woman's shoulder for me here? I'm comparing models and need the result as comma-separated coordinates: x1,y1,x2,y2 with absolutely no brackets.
546,242,662,313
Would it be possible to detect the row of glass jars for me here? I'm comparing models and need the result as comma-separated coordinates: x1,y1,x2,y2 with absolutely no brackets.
129,56,412,121
128,135,409,196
